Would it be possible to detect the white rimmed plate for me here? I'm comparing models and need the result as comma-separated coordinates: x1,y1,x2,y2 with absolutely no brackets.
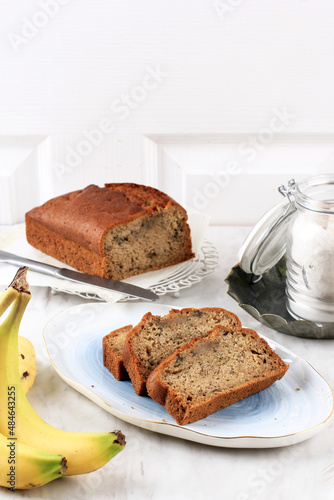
43,303,334,448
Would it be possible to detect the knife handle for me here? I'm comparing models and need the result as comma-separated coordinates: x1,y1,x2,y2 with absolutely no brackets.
0,250,59,278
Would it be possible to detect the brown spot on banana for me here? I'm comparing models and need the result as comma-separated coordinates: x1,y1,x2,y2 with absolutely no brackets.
18,336,37,394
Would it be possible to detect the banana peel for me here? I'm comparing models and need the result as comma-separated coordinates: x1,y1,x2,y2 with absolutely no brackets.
18,336,36,395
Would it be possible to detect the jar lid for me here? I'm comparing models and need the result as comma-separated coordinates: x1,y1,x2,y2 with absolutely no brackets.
238,197,296,276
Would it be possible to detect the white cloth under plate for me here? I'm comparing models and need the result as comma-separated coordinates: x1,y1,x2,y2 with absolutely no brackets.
0,213,209,303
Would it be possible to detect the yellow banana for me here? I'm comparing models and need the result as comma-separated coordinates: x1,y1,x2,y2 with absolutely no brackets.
0,432,66,490
18,336,37,394
0,278,36,395
0,268,126,476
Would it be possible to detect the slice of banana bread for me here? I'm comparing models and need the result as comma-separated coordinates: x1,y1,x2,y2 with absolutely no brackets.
146,325,289,425
123,308,241,396
103,325,133,381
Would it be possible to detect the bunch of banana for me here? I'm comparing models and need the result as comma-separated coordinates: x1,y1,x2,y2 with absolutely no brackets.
0,267,126,490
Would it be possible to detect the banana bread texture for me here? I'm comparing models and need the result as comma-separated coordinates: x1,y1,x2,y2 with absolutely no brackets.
146,325,289,425
25,183,195,280
123,307,242,396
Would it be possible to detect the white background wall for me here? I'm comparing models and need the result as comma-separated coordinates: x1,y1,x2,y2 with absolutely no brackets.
1,0,334,224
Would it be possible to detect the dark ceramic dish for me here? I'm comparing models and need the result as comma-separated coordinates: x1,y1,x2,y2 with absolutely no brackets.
225,256,334,339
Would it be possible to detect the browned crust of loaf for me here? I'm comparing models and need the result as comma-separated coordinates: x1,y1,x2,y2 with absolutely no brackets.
146,326,289,425
26,216,106,277
123,308,242,396
103,325,133,381
26,183,190,257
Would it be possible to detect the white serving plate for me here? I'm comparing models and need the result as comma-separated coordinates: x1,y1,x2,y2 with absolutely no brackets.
43,303,334,448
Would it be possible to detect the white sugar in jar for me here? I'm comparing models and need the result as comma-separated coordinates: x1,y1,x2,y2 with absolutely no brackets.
285,175,334,322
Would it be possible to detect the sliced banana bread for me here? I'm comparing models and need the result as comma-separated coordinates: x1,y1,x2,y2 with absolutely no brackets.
123,307,241,395
146,325,289,425
103,325,133,380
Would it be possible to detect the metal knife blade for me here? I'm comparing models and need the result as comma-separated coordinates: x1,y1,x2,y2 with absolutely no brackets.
0,250,158,301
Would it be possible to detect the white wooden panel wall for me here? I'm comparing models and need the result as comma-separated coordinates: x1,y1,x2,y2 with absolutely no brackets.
2,134,334,224
2,0,334,134
150,135,334,225
1,1,334,223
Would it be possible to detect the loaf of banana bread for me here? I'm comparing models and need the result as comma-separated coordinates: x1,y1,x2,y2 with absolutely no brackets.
146,325,289,425
123,307,242,396
25,183,194,280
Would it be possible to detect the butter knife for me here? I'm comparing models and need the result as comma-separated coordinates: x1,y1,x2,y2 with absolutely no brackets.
0,250,158,301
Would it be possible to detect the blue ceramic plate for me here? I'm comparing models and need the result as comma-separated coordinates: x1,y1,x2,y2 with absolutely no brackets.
43,303,333,448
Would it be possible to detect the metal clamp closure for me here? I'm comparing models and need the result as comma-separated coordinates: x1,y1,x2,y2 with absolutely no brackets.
278,178,297,203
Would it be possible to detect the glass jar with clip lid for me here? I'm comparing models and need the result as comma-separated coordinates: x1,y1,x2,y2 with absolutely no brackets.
238,174,334,324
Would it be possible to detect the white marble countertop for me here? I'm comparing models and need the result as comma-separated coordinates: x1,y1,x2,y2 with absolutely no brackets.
1,225,334,500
